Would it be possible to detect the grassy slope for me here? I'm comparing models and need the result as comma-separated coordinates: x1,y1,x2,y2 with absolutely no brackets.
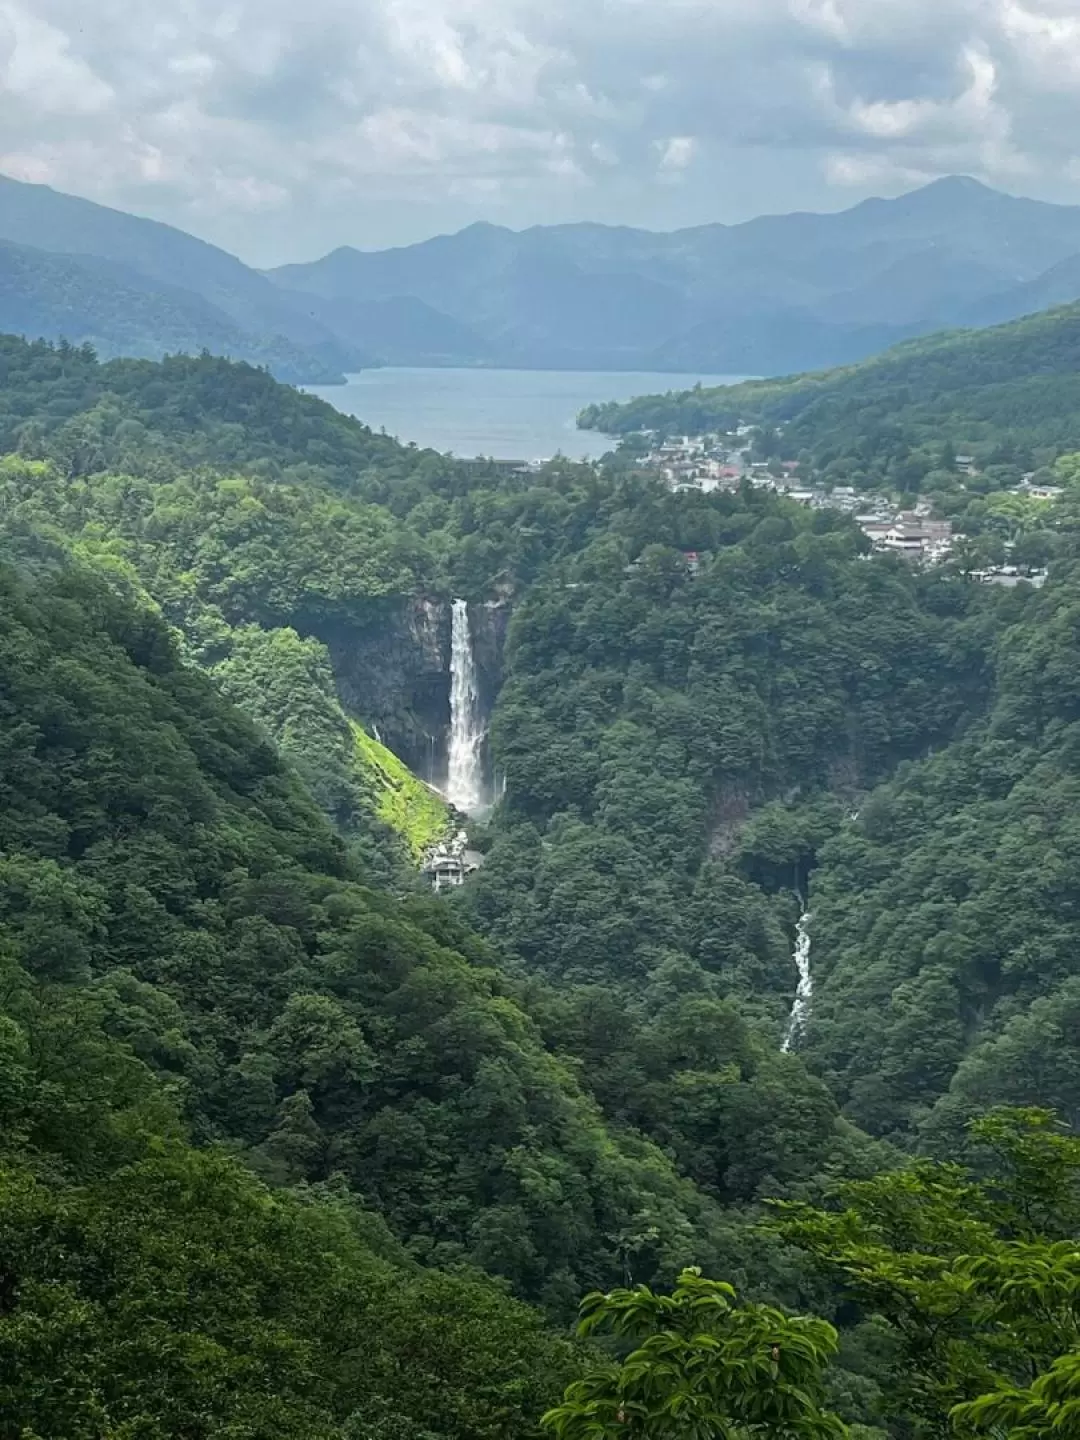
353,722,450,858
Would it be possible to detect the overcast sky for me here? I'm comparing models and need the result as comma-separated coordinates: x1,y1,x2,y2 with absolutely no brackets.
4,0,1080,266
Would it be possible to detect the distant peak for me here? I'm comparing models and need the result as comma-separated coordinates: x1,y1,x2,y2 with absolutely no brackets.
877,174,1020,215
918,174,994,194
456,220,513,237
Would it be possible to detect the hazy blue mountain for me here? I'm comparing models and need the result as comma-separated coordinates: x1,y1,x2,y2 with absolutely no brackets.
12,172,1080,379
299,292,493,366
268,177,1080,374
0,238,360,382
646,310,917,375
0,174,363,380
960,252,1080,330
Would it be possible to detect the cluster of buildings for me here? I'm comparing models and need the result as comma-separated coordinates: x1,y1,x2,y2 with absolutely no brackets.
421,829,484,892
639,432,1066,589
1012,475,1064,501
645,434,752,492
971,565,1048,589
856,508,954,564
644,436,959,566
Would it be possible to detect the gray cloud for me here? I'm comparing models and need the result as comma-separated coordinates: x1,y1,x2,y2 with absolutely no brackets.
3,0,1080,263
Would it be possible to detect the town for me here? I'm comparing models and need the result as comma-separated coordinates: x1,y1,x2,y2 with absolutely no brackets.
633,428,1055,586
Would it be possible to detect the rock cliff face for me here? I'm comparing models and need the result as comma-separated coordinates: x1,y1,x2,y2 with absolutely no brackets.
470,597,512,804
308,594,512,786
472,597,512,719
312,598,450,781
708,785,751,859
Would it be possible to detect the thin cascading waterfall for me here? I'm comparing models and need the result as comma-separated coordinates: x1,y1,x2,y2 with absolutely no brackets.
781,910,812,1053
446,598,485,813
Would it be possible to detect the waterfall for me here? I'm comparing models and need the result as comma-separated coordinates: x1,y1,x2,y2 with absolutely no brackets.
446,599,485,813
781,910,812,1053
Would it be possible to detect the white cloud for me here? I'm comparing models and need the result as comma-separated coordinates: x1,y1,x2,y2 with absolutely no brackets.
0,2,113,113
1001,1,1080,89
657,136,696,171
790,0,852,46
4,0,1080,260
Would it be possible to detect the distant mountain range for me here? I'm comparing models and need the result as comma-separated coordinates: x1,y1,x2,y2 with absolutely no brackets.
11,173,1080,379
268,177,1080,374
0,175,364,382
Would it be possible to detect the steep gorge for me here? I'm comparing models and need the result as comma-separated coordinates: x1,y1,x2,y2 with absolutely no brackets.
12,340,1080,1440
5,337,1077,1206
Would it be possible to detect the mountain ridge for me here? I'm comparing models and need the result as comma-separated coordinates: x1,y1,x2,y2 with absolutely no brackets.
0,174,366,380
11,172,1080,378
266,176,1080,374
0,235,357,382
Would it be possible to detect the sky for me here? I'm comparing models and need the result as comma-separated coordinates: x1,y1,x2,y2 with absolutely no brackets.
4,0,1080,267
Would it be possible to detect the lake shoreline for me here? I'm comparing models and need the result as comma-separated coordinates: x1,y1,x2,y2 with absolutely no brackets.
305,366,750,461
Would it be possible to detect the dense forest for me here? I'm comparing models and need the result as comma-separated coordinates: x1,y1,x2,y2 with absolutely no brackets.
4,335,1080,1435
805,536,1080,1143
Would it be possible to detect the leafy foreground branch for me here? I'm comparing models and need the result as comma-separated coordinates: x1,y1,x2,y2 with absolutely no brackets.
543,1112,1080,1439
542,1270,845,1440
772,1109,1080,1440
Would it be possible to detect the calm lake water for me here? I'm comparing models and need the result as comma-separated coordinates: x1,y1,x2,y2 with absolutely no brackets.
305,367,747,461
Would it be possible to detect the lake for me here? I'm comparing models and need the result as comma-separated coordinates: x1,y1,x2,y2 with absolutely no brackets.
304,367,747,461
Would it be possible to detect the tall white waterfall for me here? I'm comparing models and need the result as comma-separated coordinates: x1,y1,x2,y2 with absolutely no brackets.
781,911,812,1053
446,599,485,813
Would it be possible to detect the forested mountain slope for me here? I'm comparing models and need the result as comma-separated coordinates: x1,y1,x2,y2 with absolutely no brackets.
0,560,748,1313
0,335,399,480
581,300,1080,483
0,561,590,1437
469,510,993,997
8,330,1080,1432
805,545,1080,1143
0,236,354,383
0,174,363,381
10,564,1080,1440
575,345,1080,1143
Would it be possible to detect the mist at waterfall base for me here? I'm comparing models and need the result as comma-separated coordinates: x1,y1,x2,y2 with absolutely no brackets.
782,911,812,1052
445,600,488,815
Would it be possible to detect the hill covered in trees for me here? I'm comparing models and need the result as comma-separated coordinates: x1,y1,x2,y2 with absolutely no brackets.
0,561,592,1436
0,173,365,382
580,300,1080,486
0,237,356,383
805,534,1080,1143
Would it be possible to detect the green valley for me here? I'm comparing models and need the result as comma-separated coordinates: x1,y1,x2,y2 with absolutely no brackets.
4,329,1080,1437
